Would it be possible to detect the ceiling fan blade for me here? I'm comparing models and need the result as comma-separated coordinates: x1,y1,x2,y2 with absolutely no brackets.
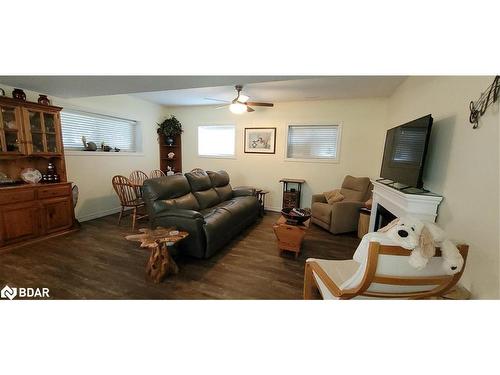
247,106,255,112
204,97,231,103
246,102,274,107
215,105,229,109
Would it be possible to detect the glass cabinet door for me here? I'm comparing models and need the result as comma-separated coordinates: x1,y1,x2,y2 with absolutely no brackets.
0,106,23,154
26,110,62,155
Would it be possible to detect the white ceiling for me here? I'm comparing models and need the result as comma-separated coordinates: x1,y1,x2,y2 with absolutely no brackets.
0,76,406,106
133,76,406,106
0,76,302,98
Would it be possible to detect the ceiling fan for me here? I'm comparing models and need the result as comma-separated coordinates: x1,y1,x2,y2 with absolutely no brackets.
204,85,274,114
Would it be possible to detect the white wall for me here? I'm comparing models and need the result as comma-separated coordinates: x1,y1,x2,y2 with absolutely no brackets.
0,83,164,221
168,98,388,211
387,76,500,299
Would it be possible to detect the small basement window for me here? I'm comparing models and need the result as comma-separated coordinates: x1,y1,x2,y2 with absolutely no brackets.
198,125,236,158
61,109,139,152
286,124,341,161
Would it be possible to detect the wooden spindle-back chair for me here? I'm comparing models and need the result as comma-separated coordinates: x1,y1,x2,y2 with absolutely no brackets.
112,175,148,230
149,169,166,178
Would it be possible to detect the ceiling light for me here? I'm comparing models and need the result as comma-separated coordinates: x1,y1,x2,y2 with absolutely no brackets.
229,102,247,114
238,94,249,103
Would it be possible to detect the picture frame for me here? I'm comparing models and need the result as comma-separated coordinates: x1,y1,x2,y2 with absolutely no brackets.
244,127,277,154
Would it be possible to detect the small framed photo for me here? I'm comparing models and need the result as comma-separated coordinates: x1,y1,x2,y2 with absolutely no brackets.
244,127,277,154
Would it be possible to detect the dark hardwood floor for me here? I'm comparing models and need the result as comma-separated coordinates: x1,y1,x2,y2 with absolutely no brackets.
0,212,360,299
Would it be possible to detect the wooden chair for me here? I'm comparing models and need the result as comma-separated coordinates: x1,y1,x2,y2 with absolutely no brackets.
304,242,469,299
149,169,166,178
112,175,148,230
129,170,149,186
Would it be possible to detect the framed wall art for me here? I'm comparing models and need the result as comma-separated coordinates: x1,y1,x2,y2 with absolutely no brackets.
244,127,276,154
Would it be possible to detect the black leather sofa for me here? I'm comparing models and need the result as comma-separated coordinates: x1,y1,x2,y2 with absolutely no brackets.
142,169,259,258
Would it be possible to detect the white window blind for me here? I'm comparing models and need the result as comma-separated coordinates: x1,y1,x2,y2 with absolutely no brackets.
287,125,340,160
198,125,236,157
60,109,138,152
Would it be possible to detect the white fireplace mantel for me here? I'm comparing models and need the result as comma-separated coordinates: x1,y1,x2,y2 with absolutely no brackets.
368,181,443,232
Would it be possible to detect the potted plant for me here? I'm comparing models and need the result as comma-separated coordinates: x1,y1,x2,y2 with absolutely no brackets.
157,115,183,146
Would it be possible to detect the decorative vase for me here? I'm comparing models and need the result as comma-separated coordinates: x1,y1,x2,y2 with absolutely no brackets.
38,94,50,105
12,88,26,101
165,136,174,146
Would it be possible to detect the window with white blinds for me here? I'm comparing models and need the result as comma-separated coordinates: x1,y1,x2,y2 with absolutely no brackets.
392,126,427,164
286,125,340,161
60,109,139,152
198,125,236,157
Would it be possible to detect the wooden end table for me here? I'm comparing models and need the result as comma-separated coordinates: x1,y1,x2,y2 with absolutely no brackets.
255,189,269,216
273,215,310,258
126,227,189,283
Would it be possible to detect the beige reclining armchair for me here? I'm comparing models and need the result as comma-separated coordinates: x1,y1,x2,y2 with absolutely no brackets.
311,175,372,234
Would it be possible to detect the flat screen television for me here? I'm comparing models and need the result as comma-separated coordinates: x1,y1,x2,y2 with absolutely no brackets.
380,114,433,189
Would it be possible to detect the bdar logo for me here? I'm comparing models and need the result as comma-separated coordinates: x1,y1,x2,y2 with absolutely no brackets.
1,285,17,300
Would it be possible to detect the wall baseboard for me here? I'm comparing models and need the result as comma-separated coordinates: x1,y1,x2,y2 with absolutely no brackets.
265,206,282,213
77,206,126,222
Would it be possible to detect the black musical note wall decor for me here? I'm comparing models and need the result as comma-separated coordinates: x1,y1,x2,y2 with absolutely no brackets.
469,75,499,129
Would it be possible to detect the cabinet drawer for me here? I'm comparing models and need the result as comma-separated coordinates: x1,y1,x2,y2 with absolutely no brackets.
0,189,36,205
38,185,71,199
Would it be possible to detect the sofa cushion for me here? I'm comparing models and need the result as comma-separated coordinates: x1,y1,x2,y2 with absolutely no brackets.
185,169,221,209
217,196,258,223
203,208,234,257
311,202,333,224
193,189,220,210
207,170,230,187
153,193,200,211
214,185,233,202
143,174,191,201
324,189,344,204
207,170,233,201
185,170,212,191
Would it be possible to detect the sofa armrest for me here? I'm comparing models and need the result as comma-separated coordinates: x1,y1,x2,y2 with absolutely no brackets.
311,193,327,204
330,201,365,234
232,187,256,197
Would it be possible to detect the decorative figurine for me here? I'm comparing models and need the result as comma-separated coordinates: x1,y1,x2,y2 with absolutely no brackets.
167,152,175,159
82,136,97,151
101,142,112,152
12,88,26,101
37,95,51,105
166,166,175,176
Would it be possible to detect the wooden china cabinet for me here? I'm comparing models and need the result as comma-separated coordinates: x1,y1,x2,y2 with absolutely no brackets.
0,96,76,252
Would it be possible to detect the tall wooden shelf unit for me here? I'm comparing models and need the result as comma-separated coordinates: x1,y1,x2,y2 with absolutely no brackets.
159,134,182,174
0,96,77,252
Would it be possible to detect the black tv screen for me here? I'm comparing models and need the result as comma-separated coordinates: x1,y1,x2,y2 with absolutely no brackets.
380,114,433,188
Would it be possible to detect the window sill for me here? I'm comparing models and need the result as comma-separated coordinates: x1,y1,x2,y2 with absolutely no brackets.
65,151,144,157
197,155,236,159
284,157,340,164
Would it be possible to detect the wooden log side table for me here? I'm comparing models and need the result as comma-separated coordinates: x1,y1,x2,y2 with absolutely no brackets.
125,227,189,283
273,215,310,258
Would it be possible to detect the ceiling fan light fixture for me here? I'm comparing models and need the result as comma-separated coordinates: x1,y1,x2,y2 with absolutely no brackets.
237,94,249,103
229,102,247,114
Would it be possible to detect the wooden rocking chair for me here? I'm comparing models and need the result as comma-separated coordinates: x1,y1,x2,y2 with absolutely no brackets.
304,242,469,299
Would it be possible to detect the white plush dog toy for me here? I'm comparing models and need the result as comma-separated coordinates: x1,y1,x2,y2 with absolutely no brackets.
378,216,464,275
